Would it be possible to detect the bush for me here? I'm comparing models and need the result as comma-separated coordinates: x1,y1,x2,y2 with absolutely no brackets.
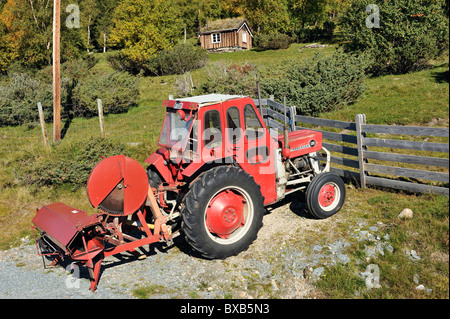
261,49,370,115
254,33,296,51
107,52,143,75
0,72,67,126
340,0,449,75
17,137,127,189
108,43,208,76
71,71,140,117
196,61,260,97
145,43,208,76
296,21,336,43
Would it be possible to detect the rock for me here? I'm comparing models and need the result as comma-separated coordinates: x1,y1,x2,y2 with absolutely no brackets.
337,254,351,264
385,244,394,253
398,208,413,219
410,250,421,260
311,267,324,279
415,284,425,291
413,274,420,284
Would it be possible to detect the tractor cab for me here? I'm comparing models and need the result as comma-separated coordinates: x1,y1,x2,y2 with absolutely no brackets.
148,94,279,204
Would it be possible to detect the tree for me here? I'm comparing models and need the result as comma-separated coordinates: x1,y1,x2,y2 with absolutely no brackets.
79,0,100,53
240,0,292,34
94,0,119,52
110,0,182,63
288,0,328,29
0,0,22,73
0,0,84,69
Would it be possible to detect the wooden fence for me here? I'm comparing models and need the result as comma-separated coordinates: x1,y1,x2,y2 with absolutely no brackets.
255,98,449,196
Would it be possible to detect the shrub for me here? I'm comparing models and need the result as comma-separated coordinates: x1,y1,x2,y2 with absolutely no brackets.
108,43,208,76
340,0,449,75
17,137,127,189
0,72,68,126
71,71,140,117
145,43,208,76
195,61,260,97
296,21,336,43
254,33,296,51
198,50,369,116
107,52,143,75
261,49,370,115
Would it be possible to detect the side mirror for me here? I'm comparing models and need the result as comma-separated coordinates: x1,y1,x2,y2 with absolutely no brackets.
176,110,186,121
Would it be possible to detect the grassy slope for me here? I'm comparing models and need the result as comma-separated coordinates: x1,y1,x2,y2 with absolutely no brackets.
0,44,448,298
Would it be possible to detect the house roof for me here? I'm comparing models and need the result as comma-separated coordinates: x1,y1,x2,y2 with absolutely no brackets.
199,18,253,37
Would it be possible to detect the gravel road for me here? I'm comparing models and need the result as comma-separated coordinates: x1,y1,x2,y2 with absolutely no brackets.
0,192,388,299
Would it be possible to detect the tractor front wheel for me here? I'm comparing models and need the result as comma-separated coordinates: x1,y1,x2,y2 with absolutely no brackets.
181,166,265,259
306,172,346,219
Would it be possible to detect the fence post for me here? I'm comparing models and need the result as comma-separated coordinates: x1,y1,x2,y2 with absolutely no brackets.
97,99,105,138
356,114,367,188
289,106,296,131
37,102,49,147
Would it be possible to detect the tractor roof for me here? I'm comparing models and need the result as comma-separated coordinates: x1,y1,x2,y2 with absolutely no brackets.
176,94,246,106
163,94,248,110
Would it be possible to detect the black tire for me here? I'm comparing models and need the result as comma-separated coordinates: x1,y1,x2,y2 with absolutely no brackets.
181,166,265,259
306,172,346,219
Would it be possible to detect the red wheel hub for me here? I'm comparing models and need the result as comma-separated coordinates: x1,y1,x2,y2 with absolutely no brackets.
206,190,245,238
318,184,336,207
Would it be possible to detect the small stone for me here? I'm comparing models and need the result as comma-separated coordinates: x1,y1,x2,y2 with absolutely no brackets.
415,284,425,291
337,254,351,264
271,279,279,291
369,226,378,232
398,208,413,219
311,267,324,278
410,250,421,260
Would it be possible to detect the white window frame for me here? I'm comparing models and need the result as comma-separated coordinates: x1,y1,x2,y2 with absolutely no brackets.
211,33,221,44
242,30,247,43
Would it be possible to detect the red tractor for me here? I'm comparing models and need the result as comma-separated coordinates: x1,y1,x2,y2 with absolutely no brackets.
31,94,345,290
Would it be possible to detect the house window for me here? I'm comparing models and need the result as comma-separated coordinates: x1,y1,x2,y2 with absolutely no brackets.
242,30,247,43
211,33,221,44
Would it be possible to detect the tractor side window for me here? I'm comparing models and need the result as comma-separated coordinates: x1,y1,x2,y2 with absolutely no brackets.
203,110,222,149
226,107,241,143
244,104,265,140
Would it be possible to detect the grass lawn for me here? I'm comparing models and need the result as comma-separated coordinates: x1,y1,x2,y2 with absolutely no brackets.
0,43,448,298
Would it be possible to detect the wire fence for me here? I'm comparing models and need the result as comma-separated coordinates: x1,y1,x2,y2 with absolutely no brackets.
0,99,164,154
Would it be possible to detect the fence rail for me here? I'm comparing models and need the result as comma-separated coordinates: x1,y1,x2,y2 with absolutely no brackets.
255,98,449,196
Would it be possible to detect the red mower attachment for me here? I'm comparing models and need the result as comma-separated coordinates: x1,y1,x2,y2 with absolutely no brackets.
31,155,172,291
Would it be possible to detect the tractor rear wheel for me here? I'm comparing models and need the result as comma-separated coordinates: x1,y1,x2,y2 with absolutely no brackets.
181,166,265,259
306,172,346,219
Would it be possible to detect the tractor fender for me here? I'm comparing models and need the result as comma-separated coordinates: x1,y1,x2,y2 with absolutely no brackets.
144,148,173,183
181,157,236,180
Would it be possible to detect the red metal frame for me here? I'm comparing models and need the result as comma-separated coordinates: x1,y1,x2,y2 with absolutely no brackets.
32,187,172,291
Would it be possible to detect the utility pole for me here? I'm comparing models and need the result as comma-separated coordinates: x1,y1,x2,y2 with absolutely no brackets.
53,0,61,142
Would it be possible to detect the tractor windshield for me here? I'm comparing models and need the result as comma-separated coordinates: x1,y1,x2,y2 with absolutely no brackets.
158,109,196,151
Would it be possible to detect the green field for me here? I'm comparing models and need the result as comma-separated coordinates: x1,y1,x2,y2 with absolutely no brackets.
0,43,448,298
